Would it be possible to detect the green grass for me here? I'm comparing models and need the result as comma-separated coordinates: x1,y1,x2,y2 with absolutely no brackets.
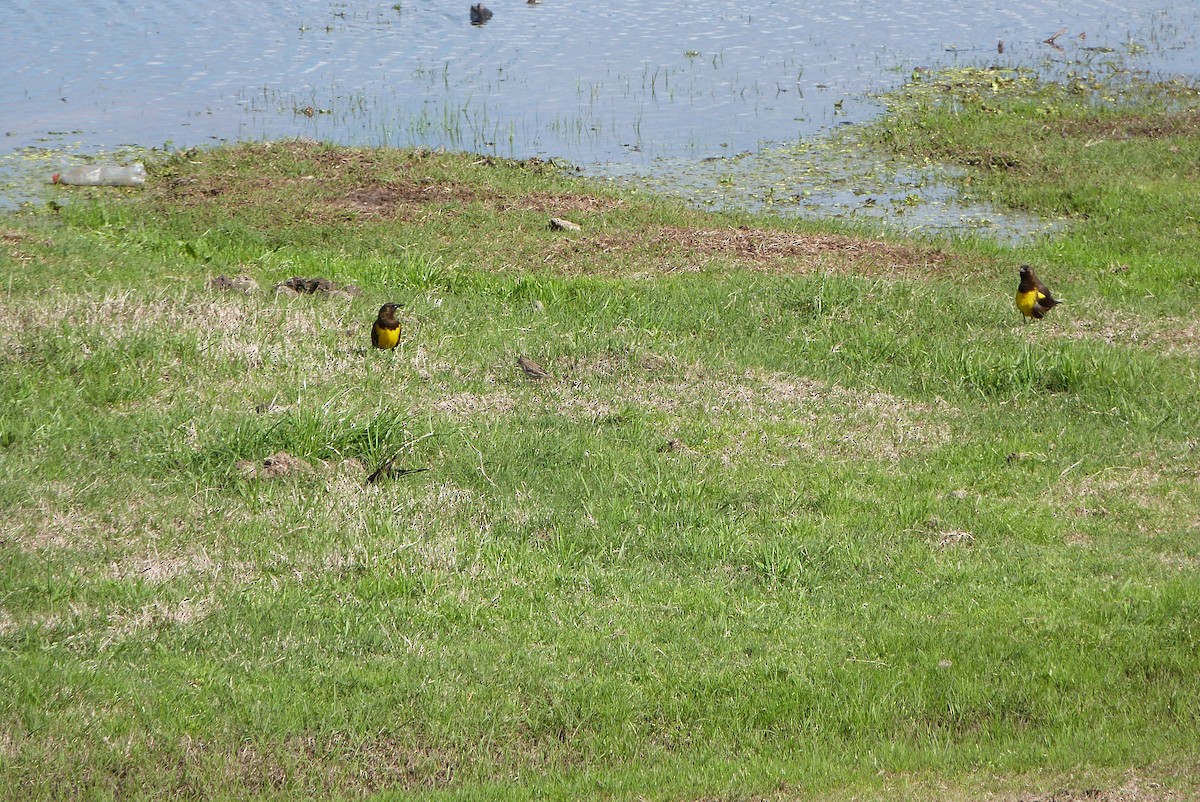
869,66,1200,302
1,75,1199,801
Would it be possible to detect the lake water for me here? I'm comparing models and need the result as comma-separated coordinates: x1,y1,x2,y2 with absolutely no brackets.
3,0,1198,230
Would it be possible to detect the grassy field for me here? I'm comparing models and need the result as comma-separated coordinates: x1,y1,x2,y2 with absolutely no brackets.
2,69,1199,801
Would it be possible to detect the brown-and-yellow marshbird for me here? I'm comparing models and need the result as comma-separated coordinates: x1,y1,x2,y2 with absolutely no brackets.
371,303,402,350
1015,265,1062,322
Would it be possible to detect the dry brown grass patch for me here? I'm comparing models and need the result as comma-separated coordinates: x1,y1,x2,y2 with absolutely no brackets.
704,369,956,462
325,180,619,223
320,480,483,572
503,190,622,216
97,597,214,647
1,292,272,347
107,546,226,584
556,224,947,276
157,140,593,226
172,732,461,795
1053,462,1200,532
1152,318,1200,357
1056,111,1200,142
435,390,518,419
11,494,121,552
2,227,48,265
158,141,478,224
336,181,477,219
1049,312,1200,357
426,363,955,463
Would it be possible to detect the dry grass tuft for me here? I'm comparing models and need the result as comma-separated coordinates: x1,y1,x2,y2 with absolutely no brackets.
107,546,254,585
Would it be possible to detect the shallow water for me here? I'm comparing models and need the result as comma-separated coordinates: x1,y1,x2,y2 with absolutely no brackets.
3,0,1198,230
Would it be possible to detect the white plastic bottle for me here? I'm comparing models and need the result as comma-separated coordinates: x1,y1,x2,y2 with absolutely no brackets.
52,162,147,187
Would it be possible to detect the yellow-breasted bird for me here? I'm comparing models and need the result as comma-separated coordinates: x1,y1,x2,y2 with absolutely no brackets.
1015,265,1062,322
371,302,402,350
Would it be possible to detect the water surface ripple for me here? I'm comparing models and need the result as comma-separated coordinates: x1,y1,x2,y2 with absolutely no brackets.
2,0,1198,223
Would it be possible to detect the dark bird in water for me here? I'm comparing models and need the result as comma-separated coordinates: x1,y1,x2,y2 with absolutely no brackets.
1015,265,1063,322
470,3,492,24
371,302,402,350
518,355,550,380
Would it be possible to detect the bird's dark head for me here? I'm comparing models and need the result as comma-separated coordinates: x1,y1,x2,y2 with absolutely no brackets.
378,302,401,320
1018,265,1032,279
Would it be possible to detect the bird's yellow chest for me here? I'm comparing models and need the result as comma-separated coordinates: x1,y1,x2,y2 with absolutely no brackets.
373,324,400,350
1015,288,1042,318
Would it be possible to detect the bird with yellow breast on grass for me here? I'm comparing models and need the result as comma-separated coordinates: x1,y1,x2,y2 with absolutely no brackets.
371,303,402,350
1015,265,1063,322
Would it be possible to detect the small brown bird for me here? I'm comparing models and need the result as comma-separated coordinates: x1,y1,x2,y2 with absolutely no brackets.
371,303,402,350
518,355,550,379
1014,265,1063,322
366,447,429,484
